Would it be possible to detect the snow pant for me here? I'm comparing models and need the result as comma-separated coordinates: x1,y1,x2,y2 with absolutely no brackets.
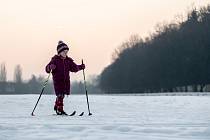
55,94,65,112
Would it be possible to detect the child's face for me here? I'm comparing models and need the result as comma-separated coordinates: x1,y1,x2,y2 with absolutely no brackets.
60,50,68,58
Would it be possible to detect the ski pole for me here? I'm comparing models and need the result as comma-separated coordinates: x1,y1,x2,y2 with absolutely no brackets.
31,70,52,116
82,59,92,116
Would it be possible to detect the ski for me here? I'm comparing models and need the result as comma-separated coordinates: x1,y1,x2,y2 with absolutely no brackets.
69,111,84,116
68,110,76,116
53,111,85,116
79,112,84,116
67,111,76,116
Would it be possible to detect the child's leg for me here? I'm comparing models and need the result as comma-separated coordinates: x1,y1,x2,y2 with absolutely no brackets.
55,94,65,113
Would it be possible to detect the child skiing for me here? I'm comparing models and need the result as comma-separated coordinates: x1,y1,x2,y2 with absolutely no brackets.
45,41,85,115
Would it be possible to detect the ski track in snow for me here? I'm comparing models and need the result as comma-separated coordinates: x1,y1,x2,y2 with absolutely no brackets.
0,94,210,140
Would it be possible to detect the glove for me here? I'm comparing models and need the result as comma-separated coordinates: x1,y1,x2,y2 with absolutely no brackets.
49,64,56,70
80,64,85,70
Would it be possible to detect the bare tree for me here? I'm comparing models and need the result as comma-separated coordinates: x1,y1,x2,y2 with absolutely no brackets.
14,65,22,83
112,34,142,61
0,62,7,82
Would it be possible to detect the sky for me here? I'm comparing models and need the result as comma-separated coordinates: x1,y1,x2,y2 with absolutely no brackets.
0,0,210,82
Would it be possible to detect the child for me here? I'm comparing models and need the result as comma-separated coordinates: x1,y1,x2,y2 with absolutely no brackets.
45,41,85,115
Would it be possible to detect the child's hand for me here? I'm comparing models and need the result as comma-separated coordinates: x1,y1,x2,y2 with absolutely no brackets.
81,64,85,70
50,64,56,70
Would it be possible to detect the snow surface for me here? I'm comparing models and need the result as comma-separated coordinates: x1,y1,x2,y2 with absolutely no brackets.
0,94,210,140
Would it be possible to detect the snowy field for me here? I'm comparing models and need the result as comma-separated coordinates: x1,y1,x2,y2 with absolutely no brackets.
0,94,210,140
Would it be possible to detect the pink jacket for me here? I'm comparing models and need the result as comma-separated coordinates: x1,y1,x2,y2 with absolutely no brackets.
46,55,83,95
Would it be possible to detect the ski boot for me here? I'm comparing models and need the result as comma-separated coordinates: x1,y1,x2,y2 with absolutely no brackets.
57,110,68,115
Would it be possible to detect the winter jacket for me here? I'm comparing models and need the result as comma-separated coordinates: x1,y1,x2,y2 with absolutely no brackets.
45,55,83,95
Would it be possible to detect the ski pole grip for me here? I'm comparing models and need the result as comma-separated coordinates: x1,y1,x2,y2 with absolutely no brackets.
82,59,84,65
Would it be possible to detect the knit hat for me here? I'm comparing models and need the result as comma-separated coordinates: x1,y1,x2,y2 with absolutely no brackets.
57,40,69,54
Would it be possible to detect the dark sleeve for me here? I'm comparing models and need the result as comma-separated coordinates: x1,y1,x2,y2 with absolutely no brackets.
69,59,82,72
45,58,55,73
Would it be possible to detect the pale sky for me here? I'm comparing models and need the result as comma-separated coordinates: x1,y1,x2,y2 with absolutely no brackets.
0,0,210,81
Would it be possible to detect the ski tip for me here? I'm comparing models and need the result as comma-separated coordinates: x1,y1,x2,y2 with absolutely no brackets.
69,111,76,116
31,113,35,116
79,112,84,116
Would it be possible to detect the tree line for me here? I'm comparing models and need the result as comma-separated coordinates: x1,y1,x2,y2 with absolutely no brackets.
99,5,210,93
0,63,100,94
0,63,53,94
